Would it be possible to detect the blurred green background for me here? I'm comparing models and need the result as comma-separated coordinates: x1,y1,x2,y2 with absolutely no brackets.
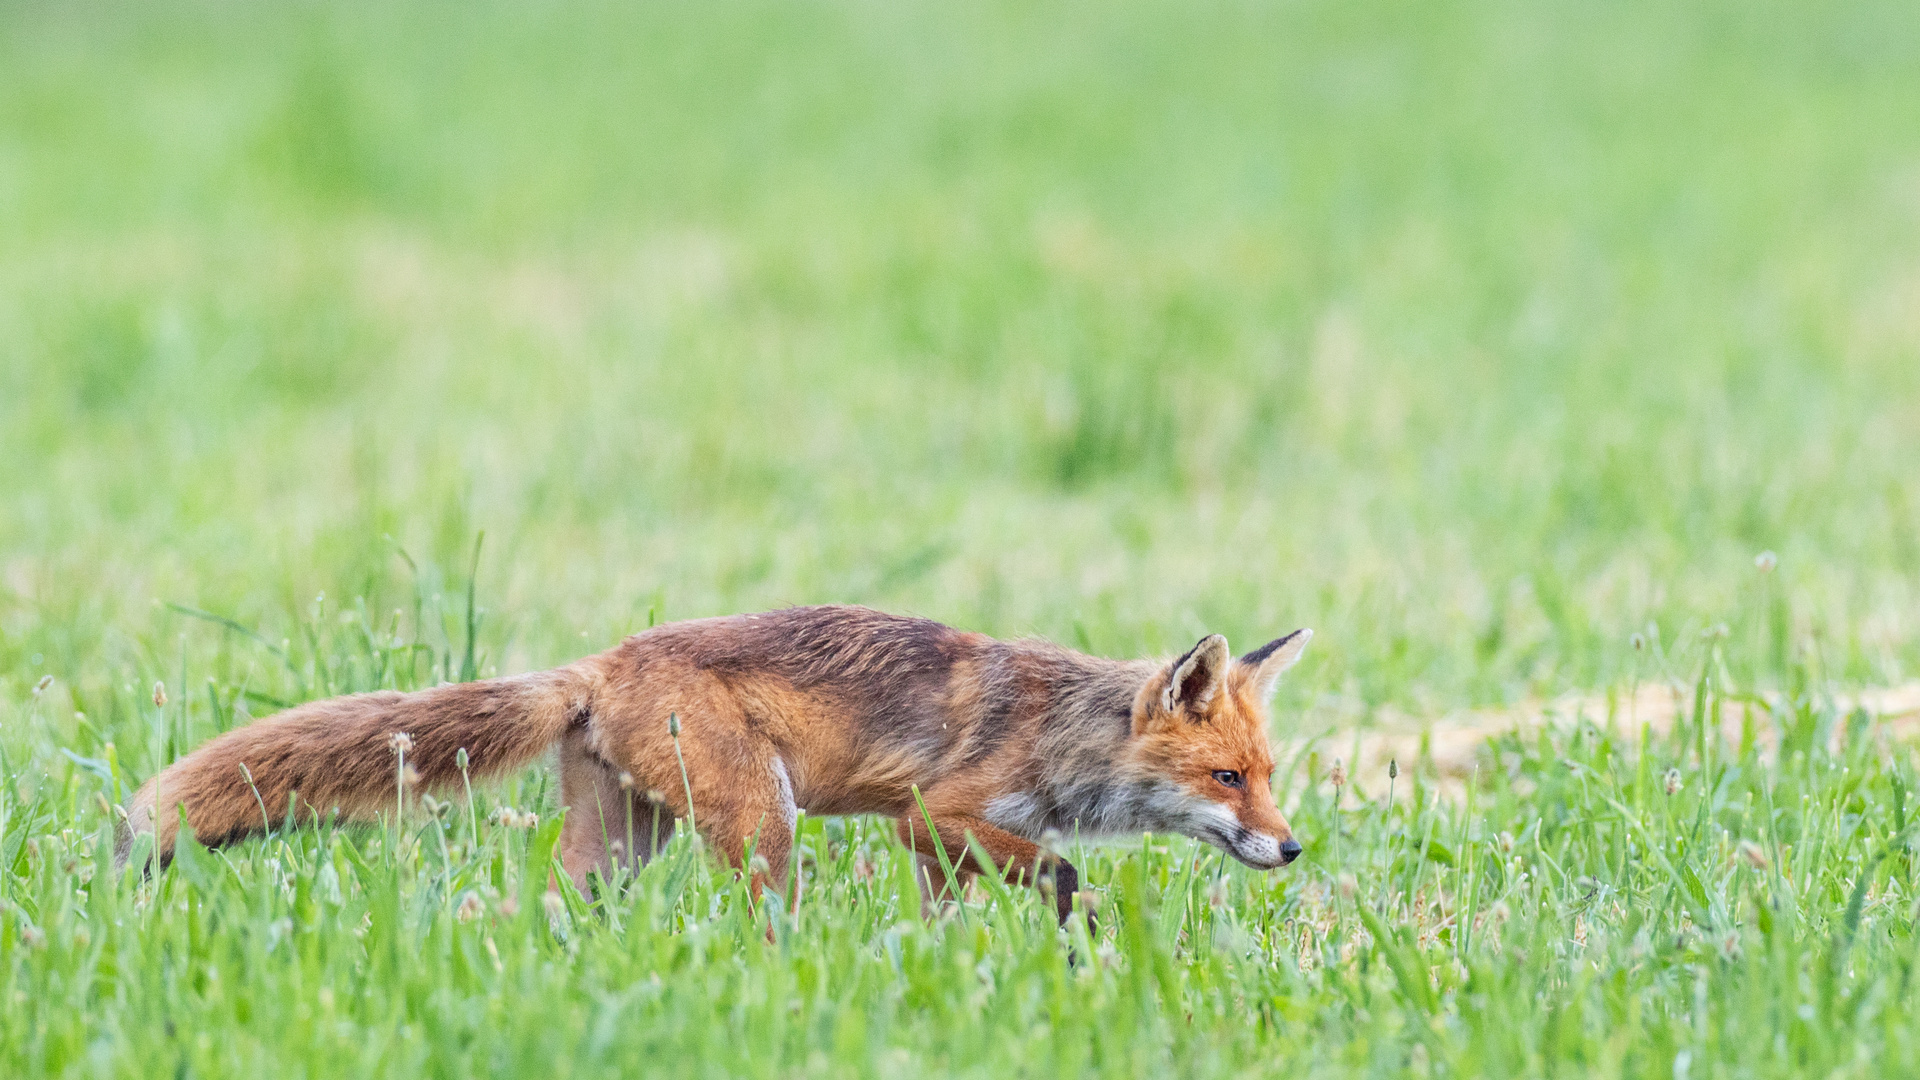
4,0,1918,721
6,5,1920,1076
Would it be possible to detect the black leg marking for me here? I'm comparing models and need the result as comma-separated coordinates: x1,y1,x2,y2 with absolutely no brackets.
1043,857,1081,926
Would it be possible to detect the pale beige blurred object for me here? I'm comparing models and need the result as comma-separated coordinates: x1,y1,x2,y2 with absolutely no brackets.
1283,682,1920,804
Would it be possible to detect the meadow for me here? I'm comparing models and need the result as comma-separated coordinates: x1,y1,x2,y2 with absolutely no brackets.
3,0,1920,1075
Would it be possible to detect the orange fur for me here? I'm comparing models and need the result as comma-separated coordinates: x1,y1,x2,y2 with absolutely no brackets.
119,606,1311,924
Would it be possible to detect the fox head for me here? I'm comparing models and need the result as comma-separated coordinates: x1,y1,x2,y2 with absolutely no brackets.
1125,629,1311,869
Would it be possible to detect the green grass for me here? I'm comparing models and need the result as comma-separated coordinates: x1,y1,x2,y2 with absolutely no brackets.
7,615,1918,1077
4,0,1920,1074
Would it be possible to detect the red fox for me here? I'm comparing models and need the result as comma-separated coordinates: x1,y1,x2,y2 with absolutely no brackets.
118,606,1310,922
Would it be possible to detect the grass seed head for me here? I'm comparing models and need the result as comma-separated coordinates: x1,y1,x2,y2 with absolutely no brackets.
152,681,166,708
1737,840,1769,870
388,732,413,755
456,893,485,923
1329,758,1347,788
618,771,635,791
33,674,54,696
488,805,537,829
1755,550,1778,573
1663,768,1683,796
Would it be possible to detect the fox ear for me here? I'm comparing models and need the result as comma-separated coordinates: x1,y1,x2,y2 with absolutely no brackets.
1238,629,1313,699
1162,634,1230,716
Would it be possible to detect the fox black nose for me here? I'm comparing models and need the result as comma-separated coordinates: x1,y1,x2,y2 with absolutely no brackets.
1279,839,1303,865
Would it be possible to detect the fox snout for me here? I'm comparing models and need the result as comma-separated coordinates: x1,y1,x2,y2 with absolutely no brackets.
1225,828,1303,870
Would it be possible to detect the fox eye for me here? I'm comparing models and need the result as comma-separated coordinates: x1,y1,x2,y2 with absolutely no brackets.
1212,770,1244,789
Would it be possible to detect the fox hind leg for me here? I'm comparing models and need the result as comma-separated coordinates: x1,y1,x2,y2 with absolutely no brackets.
691,751,797,904
557,729,657,892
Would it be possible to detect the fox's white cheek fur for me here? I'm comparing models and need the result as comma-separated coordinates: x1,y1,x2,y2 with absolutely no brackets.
1186,800,1282,865
1186,800,1242,838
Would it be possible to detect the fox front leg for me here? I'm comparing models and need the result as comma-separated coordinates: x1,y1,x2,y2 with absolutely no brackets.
897,813,1084,927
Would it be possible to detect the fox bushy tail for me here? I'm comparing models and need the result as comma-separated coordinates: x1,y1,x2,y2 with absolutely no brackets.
117,663,599,869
